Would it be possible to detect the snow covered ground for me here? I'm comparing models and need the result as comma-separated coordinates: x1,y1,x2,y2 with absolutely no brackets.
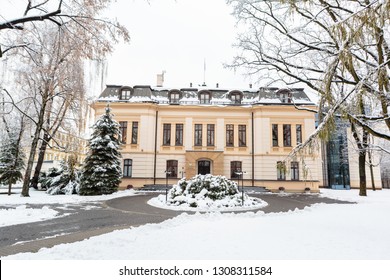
1,188,390,260
0,187,137,227
148,194,267,211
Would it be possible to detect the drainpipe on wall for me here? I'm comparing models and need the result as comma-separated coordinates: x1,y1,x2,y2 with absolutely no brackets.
153,111,158,185
252,111,255,187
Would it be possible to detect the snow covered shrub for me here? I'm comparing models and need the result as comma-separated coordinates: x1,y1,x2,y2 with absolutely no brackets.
42,156,80,195
39,167,61,190
170,174,239,202
156,174,263,210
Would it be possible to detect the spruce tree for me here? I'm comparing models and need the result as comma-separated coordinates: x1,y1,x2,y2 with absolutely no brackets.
79,105,122,195
0,133,26,195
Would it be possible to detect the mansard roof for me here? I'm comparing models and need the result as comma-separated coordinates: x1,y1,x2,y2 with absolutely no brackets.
97,84,315,106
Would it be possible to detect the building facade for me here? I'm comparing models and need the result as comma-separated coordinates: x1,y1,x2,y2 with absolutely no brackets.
36,131,88,171
94,84,323,192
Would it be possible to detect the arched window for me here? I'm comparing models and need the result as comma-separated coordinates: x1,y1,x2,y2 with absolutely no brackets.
166,160,178,178
123,159,133,177
231,161,242,179
198,91,211,104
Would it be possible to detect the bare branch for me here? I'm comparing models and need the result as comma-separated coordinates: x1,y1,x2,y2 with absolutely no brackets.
0,10,62,30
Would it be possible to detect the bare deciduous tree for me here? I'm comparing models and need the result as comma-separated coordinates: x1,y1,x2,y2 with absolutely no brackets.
227,0,390,196
0,0,129,58
1,0,130,197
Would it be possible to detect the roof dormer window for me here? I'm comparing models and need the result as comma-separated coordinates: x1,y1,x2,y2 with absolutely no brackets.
277,89,292,103
231,94,241,104
199,91,211,104
229,91,243,104
169,90,181,104
120,87,132,100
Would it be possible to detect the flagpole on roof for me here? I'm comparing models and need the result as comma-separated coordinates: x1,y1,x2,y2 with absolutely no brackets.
202,58,206,87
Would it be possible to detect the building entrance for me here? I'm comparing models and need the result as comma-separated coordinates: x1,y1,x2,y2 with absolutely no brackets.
198,160,211,175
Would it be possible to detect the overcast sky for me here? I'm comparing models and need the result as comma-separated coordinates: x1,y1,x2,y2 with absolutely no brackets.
104,0,252,89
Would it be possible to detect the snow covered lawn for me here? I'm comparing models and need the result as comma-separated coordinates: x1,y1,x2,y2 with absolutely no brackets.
0,187,137,227
2,188,390,260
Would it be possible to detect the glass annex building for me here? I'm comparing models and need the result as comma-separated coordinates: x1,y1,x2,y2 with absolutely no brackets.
322,119,351,189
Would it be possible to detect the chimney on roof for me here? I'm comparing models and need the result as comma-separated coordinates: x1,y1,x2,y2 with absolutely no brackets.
156,71,165,87
249,83,252,89
216,83,219,88
190,82,193,87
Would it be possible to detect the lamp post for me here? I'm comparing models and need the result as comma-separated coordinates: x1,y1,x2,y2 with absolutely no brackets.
165,170,171,201
235,170,246,206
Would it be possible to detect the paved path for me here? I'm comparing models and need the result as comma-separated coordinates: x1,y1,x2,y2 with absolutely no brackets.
0,192,353,258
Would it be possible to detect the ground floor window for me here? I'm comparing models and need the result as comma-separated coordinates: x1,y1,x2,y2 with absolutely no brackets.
198,160,211,175
230,161,242,179
166,160,178,178
277,161,286,180
291,161,299,181
123,159,132,177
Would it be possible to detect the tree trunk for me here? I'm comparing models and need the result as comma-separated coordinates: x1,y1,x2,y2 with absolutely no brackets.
30,132,51,189
21,90,48,197
358,150,367,196
368,151,376,191
350,118,369,197
8,181,12,196
21,130,41,197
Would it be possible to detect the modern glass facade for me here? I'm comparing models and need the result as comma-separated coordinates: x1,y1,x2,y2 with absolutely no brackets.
325,120,351,189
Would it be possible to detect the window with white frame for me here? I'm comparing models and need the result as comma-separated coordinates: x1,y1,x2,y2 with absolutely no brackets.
291,161,299,181
199,92,211,104
123,159,132,177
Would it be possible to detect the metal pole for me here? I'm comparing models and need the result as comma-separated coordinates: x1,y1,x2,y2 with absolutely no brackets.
242,173,244,206
165,171,168,201
153,111,158,185
251,111,255,187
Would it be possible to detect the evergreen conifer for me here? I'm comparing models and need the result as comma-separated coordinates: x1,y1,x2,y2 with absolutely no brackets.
79,105,122,195
0,133,26,195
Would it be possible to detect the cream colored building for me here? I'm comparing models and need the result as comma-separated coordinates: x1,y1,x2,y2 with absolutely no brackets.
38,131,88,171
93,85,324,192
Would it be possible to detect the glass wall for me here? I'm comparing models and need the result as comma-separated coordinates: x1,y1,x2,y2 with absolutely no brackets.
326,120,351,189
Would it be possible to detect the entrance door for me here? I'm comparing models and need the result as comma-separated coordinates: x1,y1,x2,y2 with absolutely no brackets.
198,160,211,175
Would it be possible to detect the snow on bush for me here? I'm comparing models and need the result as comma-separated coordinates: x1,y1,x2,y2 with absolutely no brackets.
149,174,267,211
41,156,80,195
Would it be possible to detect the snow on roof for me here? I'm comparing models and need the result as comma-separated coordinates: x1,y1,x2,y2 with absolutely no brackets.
96,84,316,106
